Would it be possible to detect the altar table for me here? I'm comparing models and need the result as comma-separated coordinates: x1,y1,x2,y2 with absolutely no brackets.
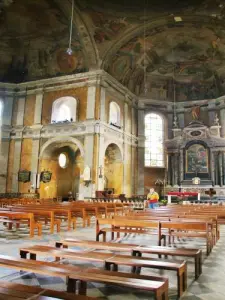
167,192,200,204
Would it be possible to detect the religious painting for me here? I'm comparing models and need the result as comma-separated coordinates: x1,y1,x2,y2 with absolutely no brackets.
40,171,52,183
186,144,208,173
18,170,31,183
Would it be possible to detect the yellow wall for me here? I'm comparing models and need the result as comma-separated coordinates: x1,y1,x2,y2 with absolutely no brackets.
19,139,33,193
41,87,88,125
24,95,35,126
6,140,15,192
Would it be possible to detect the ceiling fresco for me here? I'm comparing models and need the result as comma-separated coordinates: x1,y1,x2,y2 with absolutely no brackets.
0,0,88,83
1,0,225,101
107,24,225,99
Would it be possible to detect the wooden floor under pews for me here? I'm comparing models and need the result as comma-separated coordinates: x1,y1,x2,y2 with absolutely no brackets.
0,203,225,299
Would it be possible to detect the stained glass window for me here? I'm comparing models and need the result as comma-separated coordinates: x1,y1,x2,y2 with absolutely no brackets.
145,113,164,167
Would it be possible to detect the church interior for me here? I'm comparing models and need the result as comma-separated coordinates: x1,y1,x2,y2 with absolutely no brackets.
0,0,225,299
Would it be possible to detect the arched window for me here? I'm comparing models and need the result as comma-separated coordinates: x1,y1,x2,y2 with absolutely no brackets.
145,113,164,167
109,102,120,126
51,97,77,123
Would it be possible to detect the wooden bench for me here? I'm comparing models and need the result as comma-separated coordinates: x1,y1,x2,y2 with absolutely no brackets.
56,239,202,279
20,244,187,297
0,281,95,299
160,221,213,255
96,218,165,245
0,255,168,300
0,212,42,237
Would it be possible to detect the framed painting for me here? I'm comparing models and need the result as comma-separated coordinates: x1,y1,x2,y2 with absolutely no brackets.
186,144,208,173
40,171,52,183
18,170,31,183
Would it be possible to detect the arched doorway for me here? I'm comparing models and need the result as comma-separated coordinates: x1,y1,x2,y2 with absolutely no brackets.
104,143,123,194
39,139,84,199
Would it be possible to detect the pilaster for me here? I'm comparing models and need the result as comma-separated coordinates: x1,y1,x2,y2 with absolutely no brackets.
34,92,43,124
11,139,22,192
86,85,96,120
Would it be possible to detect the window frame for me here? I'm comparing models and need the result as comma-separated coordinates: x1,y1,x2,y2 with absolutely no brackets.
51,97,77,124
144,112,165,168
109,101,121,127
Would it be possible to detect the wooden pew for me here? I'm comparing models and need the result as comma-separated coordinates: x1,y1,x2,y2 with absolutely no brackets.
0,211,42,237
0,255,169,300
96,218,165,245
56,239,202,280
0,281,95,299
160,221,213,255
20,244,187,297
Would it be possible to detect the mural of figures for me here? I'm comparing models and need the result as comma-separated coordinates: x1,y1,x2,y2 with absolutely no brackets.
108,24,225,98
186,144,209,173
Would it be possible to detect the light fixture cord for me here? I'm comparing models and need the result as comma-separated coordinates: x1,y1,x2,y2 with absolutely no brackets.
68,0,74,50
143,0,147,93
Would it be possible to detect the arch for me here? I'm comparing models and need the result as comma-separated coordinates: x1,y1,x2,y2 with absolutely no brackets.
51,96,77,123
104,140,123,160
145,113,164,167
109,101,121,126
39,136,85,158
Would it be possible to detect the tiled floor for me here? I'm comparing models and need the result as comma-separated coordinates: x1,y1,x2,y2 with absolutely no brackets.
0,219,224,299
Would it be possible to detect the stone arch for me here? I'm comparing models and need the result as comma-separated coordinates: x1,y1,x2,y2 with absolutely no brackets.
39,136,85,158
104,140,123,160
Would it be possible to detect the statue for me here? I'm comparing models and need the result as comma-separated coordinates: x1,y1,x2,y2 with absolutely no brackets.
191,105,201,120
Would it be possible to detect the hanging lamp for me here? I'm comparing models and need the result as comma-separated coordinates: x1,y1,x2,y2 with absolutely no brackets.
66,0,74,55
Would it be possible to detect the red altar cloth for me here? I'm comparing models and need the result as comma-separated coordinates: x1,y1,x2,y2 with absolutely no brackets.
167,192,198,197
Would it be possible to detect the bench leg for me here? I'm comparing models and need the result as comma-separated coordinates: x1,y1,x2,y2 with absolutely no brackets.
20,250,28,259
156,289,169,300
55,242,63,248
30,253,36,260
177,264,187,298
67,278,77,293
79,281,87,295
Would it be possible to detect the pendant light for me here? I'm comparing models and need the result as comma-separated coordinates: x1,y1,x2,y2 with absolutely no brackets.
66,0,74,55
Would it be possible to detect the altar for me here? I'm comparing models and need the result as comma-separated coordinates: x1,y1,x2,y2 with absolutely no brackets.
165,118,225,195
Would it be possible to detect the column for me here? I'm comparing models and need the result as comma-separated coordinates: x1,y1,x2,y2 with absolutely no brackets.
219,152,223,187
34,92,43,124
220,108,225,138
208,102,216,126
214,152,219,186
2,95,14,126
174,153,179,186
11,139,22,192
16,95,26,126
86,85,96,120
97,132,105,191
81,134,95,198
180,149,184,184
31,139,40,190
167,107,173,139
99,86,106,122
0,95,14,192
210,150,215,186
137,109,145,194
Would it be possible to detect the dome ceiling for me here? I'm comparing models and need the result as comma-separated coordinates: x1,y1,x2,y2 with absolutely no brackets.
0,0,89,83
1,0,225,102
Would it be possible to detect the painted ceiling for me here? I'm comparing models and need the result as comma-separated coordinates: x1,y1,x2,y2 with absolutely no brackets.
1,0,225,101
